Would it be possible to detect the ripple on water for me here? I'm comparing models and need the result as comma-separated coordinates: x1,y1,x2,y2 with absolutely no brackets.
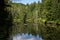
12,33,42,40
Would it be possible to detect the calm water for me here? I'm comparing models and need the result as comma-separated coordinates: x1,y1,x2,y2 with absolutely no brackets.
11,22,43,40
11,33,42,40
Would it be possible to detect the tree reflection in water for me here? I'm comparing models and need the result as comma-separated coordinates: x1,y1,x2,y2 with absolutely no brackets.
12,33,42,40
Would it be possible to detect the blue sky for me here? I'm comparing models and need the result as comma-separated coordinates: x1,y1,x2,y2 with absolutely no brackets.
12,0,42,4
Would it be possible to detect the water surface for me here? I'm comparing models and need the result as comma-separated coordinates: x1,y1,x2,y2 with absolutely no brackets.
12,33,42,40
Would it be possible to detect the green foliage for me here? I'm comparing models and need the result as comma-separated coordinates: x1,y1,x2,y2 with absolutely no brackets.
10,0,60,40
41,0,60,40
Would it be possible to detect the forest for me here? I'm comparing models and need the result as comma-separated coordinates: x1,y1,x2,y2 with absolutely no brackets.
0,0,60,40
10,0,60,40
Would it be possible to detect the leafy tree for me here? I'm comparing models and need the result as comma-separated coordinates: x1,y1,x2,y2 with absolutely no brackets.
9,0,60,40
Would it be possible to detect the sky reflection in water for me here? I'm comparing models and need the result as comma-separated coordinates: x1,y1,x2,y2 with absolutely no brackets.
12,33,42,40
